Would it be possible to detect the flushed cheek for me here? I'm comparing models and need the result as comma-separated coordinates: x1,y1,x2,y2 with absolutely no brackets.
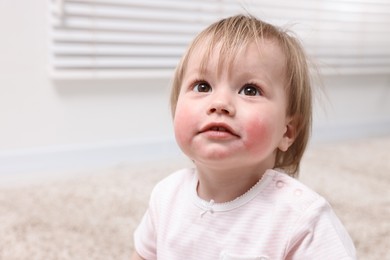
173,105,196,151
242,117,277,155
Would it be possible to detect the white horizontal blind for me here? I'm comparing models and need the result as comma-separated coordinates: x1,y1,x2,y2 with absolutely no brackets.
48,0,390,78
249,0,390,74
48,0,242,78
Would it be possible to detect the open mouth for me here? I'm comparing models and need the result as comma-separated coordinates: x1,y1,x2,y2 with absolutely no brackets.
209,126,229,132
199,123,239,138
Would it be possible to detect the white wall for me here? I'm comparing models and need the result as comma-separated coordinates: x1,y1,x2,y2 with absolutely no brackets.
0,1,179,174
1,1,389,174
312,74,390,141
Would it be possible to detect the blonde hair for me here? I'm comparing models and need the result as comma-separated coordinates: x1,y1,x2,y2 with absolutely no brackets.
170,14,312,177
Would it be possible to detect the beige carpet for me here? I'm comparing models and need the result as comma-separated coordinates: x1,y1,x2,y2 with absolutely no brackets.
0,136,389,259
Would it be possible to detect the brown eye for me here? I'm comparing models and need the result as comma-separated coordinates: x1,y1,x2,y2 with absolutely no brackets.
193,82,212,93
239,85,261,96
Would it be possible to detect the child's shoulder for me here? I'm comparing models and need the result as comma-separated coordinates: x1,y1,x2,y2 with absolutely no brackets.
155,167,195,188
264,169,327,213
265,169,319,195
150,167,195,200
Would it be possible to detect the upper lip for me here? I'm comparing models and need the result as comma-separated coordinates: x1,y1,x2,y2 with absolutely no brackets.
198,122,239,137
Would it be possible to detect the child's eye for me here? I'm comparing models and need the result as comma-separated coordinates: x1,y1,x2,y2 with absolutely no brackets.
193,82,212,93
238,84,262,96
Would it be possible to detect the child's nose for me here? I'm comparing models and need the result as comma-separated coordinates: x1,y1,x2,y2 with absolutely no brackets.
207,99,236,116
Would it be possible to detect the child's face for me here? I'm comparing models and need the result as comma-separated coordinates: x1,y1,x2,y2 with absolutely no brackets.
173,39,295,171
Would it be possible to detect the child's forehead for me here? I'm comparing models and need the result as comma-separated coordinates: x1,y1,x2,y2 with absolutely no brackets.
185,40,249,75
184,36,285,76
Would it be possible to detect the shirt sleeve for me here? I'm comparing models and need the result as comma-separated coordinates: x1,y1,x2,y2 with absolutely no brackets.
285,197,357,259
133,189,159,260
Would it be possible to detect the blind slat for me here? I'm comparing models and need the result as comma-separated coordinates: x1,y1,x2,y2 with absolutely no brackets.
65,0,230,11
52,31,193,45
53,57,179,68
52,44,186,56
52,17,205,34
57,3,222,22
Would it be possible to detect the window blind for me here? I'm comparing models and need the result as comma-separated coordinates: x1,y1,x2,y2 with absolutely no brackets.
48,0,242,78
249,0,390,74
48,0,390,78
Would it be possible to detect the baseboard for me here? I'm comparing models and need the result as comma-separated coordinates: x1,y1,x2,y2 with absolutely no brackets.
0,138,183,175
1,120,389,175
312,120,390,143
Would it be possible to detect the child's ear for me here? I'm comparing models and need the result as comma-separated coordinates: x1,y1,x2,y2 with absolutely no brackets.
278,116,298,152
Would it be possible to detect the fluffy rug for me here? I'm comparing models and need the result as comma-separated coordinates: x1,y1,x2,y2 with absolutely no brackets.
0,136,389,259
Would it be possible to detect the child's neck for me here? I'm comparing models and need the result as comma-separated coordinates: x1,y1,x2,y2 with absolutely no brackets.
195,164,269,203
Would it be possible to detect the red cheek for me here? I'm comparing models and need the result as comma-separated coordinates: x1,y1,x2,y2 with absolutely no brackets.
173,106,194,148
243,118,274,152
174,114,187,142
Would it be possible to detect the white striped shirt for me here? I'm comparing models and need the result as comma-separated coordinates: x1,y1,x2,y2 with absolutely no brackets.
134,168,356,259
